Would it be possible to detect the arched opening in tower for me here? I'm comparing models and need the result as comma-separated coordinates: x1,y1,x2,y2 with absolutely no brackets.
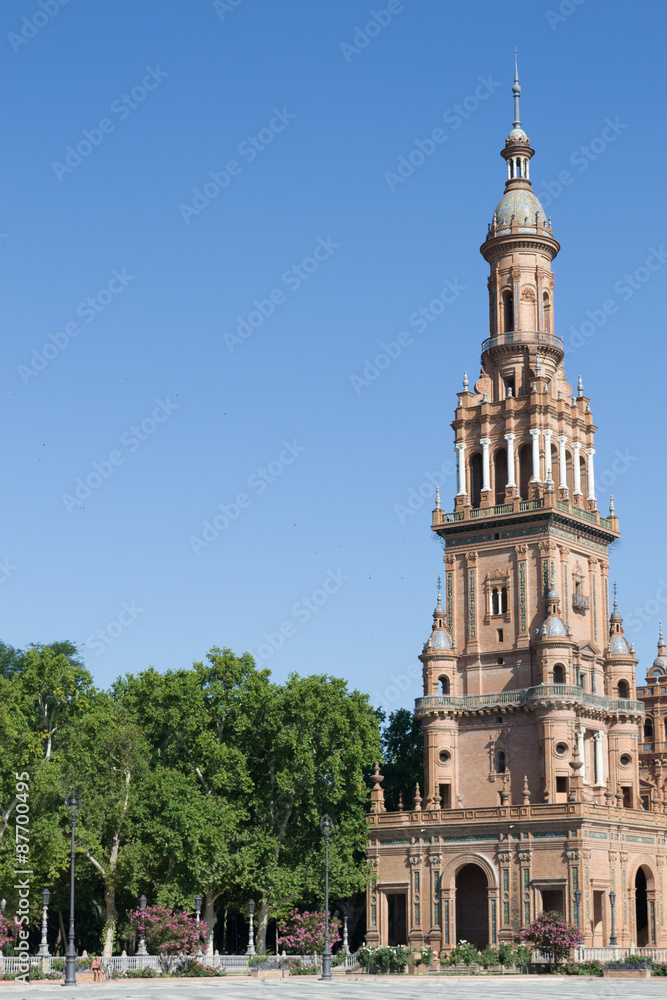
518,444,531,500
455,864,490,951
635,867,650,946
469,453,483,508
494,448,508,505
501,289,514,332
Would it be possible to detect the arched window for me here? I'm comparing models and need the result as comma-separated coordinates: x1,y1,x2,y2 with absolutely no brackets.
553,664,565,684
543,292,552,333
494,448,508,505
617,679,629,699
469,453,483,508
579,455,588,499
439,675,450,696
518,443,532,500
490,588,499,615
645,718,654,740
500,586,508,614
565,449,573,495
502,289,514,332
496,751,506,774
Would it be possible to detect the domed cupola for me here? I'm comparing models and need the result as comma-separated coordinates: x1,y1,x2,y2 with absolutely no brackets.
538,580,567,638
651,621,667,671
484,54,556,243
426,578,453,650
608,585,630,655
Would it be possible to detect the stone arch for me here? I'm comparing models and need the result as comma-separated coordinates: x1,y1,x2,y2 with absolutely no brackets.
501,288,514,332
494,447,508,505
444,855,497,951
553,663,565,684
631,862,655,946
439,674,450,695
617,678,629,699
518,443,532,499
469,453,483,508
644,717,654,740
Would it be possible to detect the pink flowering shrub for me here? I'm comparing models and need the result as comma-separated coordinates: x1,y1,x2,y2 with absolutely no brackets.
127,904,207,971
518,910,583,965
0,915,17,949
277,909,341,955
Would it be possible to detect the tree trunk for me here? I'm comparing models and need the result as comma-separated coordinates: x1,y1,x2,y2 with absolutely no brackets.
204,892,217,955
102,884,116,957
255,900,271,955
222,907,227,954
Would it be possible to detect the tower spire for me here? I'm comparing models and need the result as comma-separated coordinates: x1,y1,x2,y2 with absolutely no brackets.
512,48,521,129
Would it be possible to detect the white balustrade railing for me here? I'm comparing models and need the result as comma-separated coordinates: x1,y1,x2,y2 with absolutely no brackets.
0,951,357,975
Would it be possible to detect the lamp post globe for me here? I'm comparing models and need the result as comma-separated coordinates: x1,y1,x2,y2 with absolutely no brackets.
63,791,82,986
319,814,334,981
195,894,202,923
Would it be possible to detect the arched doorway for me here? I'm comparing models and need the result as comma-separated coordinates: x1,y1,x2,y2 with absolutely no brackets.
455,863,489,950
635,867,649,946
469,454,483,508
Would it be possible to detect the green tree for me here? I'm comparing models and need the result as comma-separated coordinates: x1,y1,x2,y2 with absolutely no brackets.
240,673,381,953
378,708,423,811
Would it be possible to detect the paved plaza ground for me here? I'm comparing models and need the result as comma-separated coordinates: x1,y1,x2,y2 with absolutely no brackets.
0,976,665,999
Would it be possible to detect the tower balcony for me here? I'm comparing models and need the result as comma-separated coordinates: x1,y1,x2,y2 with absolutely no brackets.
432,492,619,543
481,330,564,355
415,684,644,720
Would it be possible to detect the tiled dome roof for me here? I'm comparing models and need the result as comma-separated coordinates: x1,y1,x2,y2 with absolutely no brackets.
494,188,548,232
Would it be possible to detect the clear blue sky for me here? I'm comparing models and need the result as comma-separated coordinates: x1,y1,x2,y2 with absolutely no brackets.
1,0,665,707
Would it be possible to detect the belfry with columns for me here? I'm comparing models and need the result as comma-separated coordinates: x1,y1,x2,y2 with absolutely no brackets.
366,65,665,958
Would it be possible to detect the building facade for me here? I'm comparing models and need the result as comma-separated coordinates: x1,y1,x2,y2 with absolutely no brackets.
366,69,666,955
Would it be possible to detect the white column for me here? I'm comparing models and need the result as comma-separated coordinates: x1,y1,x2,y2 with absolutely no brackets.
572,442,582,496
557,435,568,490
529,429,541,482
455,442,467,496
594,731,604,786
543,429,553,482
576,726,586,784
480,438,491,493
505,434,516,487
586,448,596,501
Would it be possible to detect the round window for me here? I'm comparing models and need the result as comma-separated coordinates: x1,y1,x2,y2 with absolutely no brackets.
619,754,631,767
439,750,451,765
555,742,568,757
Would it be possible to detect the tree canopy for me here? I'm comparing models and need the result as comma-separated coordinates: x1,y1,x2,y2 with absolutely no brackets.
0,643,382,956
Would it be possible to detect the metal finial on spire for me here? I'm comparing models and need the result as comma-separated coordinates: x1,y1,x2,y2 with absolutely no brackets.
512,48,521,129
660,619,664,643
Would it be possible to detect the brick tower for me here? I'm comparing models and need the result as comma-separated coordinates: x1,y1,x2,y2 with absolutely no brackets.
367,64,665,958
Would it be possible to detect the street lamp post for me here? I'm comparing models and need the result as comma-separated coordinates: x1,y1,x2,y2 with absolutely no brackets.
342,914,349,954
63,791,82,987
38,889,51,958
574,889,582,930
246,900,256,956
195,894,202,924
320,814,334,982
609,890,618,946
137,895,148,956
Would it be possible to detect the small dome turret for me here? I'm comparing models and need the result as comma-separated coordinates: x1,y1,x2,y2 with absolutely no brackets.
538,579,567,638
